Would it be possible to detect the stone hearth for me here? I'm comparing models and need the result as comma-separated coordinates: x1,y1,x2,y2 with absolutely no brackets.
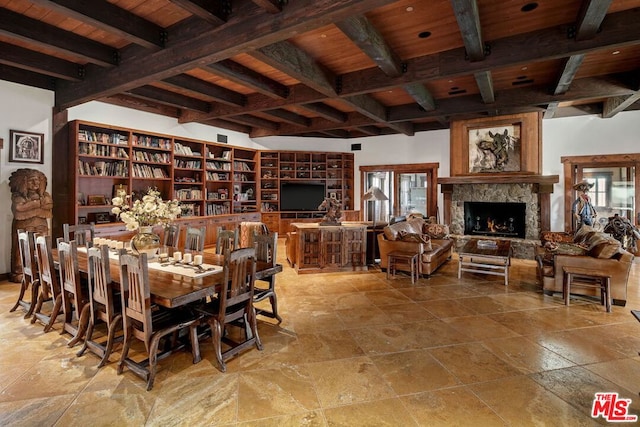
439,174,559,259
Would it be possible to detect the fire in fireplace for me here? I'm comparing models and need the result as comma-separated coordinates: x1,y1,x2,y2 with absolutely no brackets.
464,201,526,239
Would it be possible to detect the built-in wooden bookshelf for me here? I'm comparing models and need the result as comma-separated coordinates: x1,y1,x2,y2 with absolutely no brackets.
54,121,356,240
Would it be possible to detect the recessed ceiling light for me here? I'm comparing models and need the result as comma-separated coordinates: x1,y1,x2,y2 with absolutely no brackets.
521,2,538,12
418,31,432,39
406,6,414,12
320,34,327,38
448,80,453,83
612,50,620,55
521,66,528,71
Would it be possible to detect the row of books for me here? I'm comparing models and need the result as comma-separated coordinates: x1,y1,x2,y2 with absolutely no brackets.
79,143,129,159
206,149,231,160
79,130,128,145
175,188,203,200
132,134,171,149
233,161,253,171
133,150,170,163
206,160,231,170
206,171,230,181
174,159,202,168
206,203,231,216
233,173,255,182
132,164,169,179
78,160,128,177
174,142,202,157
180,203,201,217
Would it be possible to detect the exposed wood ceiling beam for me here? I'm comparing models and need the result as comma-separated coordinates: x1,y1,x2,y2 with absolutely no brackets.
162,74,246,107
0,41,82,81
56,0,398,108
0,7,117,67
125,85,211,112
100,94,180,117
474,71,495,103
338,8,640,96
544,101,560,119
203,118,252,134
204,60,289,99
321,129,351,138
226,114,280,130
450,0,484,61
344,94,414,136
0,63,55,91
251,41,336,97
553,55,585,95
263,109,311,127
251,112,383,137
252,0,284,14
575,0,613,41
602,93,640,118
300,102,348,123
358,126,382,136
168,0,230,25
28,0,165,49
336,15,436,110
336,16,402,76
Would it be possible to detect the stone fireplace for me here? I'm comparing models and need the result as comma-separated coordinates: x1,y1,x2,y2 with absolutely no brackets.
438,174,559,258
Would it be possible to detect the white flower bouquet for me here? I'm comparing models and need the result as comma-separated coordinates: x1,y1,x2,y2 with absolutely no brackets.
111,188,181,231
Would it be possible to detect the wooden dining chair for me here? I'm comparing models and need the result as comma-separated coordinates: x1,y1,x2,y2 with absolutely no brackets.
195,247,262,372
10,230,40,318
57,238,91,347
184,226,206,252
63,223,95,247
77,244,122,367
117,252,202,391
215,227,238,254
31,234,63,332
162,223,181,249
239,221,268,248
253,232,282,323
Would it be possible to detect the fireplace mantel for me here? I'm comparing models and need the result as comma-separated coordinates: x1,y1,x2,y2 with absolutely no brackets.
438,174,560,239
438,174,559,187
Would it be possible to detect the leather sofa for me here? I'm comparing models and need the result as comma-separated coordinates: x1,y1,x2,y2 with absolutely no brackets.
377,217,453,276
535,227,634,306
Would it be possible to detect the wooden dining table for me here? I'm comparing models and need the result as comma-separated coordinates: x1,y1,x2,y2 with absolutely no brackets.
53,249,283,309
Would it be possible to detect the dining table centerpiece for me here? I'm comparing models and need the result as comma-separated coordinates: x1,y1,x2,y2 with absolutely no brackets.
111,188,181,258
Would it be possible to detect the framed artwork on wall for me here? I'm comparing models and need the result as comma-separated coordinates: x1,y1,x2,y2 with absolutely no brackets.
468,123,521,173
9,130,44,164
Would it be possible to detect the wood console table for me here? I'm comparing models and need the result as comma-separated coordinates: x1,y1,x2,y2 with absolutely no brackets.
291,223,367,274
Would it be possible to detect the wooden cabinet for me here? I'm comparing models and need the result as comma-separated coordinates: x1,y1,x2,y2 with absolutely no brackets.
291,223,367,273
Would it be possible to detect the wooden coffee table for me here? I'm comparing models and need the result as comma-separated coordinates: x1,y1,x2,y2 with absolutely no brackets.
458,239,512,286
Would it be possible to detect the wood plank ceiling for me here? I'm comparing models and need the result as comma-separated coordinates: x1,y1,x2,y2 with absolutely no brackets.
2,0,640,139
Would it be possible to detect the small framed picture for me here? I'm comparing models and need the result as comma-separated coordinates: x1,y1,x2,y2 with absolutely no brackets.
94,212,111,224
78,216,87,224
112,184,128,200
87,194,107,206
330,192,337,199
77,192,85,206
9,130,44,164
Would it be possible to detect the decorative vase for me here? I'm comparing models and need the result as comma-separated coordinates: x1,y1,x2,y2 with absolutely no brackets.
130,226,161,259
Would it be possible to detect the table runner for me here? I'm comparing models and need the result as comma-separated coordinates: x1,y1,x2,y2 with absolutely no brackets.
78,247,223,278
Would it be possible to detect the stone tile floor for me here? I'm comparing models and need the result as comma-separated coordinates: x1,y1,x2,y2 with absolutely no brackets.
1,244,640,426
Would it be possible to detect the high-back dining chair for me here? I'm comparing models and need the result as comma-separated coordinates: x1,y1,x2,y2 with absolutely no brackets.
77,244,122,367
57,238,91,347
195,247,262,372
117,252,202,391
239,221,268,249
252,232,282,323
184,226,206,252
10,230,40,318
63,223,95,247
162,223,181,249
215,227,238,255
31,234,63,332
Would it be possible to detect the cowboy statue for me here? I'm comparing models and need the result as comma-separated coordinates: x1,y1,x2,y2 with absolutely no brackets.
571,180,597,230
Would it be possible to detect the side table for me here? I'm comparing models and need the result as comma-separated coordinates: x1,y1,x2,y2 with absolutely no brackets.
562,266,611,312
387,251,420,284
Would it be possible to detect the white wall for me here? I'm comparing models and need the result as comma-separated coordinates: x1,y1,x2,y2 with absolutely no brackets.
2,80,640,274
542,112,639,230
0,81,54,275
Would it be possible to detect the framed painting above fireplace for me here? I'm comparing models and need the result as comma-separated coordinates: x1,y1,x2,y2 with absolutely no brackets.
450,112,541,176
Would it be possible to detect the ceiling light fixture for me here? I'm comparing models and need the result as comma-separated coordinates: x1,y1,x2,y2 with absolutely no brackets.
612,50,620,55
406,6,414,12
521,2,538,12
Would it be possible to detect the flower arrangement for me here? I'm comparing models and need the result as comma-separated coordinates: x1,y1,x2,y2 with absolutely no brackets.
111,188,181,231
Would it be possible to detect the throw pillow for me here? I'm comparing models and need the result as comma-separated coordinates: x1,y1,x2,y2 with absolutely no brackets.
423,223,449,239
573,225,596,244
548,242,588,256
588,241,621,259
398,231,432,251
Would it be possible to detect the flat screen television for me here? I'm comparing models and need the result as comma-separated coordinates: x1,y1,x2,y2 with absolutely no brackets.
280,182,325,211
